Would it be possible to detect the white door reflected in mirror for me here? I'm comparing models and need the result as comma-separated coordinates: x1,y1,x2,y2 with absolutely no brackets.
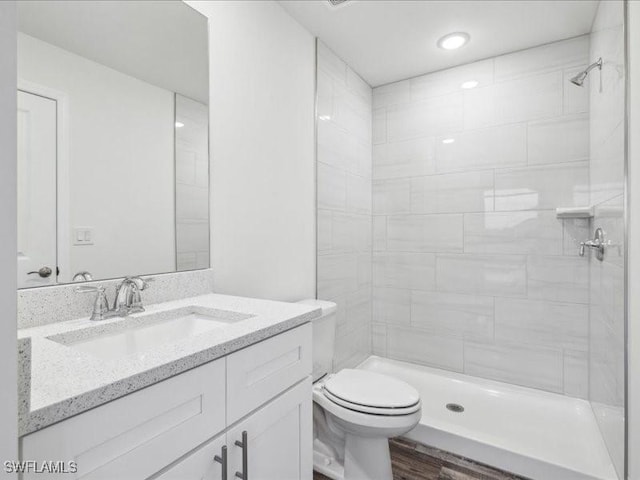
17,90,57,288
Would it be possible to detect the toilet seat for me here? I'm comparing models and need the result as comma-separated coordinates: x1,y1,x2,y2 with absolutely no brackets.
322,369,421,416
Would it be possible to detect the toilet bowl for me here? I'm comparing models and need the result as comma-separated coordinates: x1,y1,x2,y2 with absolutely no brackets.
298,300,422,480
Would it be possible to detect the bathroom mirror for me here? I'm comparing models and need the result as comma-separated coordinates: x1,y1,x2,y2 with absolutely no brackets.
16,0,209,288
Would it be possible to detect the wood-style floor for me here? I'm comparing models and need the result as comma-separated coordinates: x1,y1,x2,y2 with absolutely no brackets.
313,438,528,480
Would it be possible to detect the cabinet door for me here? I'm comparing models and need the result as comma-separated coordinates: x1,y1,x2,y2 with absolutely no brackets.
227,377,312,480
154,434,226,480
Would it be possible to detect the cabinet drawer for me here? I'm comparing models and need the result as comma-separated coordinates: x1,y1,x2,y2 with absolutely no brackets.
226,324,311,424
21,358,226,480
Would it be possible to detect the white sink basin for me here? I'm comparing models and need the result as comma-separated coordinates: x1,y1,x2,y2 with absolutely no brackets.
48,306,254,361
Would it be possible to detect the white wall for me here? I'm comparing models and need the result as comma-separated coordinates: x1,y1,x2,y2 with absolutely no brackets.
18,33,175,282
187,1,316,302
0,0,17,471
627,2,639,478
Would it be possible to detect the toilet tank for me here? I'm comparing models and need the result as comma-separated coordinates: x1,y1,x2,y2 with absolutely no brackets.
297,299,337,382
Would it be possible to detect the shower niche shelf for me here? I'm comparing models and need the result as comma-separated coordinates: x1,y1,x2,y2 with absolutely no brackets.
555,206,594,219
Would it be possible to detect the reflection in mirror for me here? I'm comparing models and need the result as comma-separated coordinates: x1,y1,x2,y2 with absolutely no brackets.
16,0,209,288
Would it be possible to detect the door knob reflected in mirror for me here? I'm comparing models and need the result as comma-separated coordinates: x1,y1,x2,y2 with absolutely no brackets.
27,266,53,278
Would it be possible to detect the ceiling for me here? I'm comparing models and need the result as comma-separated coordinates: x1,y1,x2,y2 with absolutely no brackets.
17,1,208,104
279,0,600,87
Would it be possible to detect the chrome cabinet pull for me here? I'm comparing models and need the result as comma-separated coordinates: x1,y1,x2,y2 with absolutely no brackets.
234,431,248,480
214,445,227,480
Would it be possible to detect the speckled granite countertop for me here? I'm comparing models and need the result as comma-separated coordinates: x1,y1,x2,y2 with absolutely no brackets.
18,293,320,436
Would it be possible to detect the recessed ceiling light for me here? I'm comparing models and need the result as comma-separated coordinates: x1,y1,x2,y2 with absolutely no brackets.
461,80,479,89
442,138,455,144
437,32,470,50
175,121,185,128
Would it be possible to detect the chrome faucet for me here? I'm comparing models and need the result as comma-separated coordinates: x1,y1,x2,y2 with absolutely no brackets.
113,277,152,315
76,276,152,321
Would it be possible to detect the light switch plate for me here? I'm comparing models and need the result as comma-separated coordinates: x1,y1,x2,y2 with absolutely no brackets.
73,227,94,245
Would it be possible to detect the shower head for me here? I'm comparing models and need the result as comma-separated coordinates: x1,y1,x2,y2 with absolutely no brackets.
570,71,589,86
570,57,603,86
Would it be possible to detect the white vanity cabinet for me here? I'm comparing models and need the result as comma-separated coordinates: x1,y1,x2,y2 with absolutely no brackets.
21,324,312,480
157,379,311,480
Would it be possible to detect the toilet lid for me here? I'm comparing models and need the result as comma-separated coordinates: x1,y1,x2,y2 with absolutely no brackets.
323,369,420,410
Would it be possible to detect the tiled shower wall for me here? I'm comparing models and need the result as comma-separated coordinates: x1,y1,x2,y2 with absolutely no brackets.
316,42,373,371
371,36,593,397
588,1,626,476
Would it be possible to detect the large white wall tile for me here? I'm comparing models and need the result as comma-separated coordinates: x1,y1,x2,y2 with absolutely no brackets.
387,214,463,252
495,297,589,351
331,212,363,253
411,171,494,214
373,216,387,251
373,287,411,325
410,59,494,101
528,114,589,165
373,136,435,180
436,254,526,296
373,178,411,214
527,255,589,304
346,67,371,105
387,93,463,142
317,209,333,254
373,252,436,290
464,210,563,255
591,120,625,206
494,162,589,211
564,350,589,399
373,107,386,145
409,175,437,214
317,253,358,300
387,326,464,371
463,72,563,128
371,323,387,356
334,324,370,371
373,80,410,109
494,35,589,82
493,71,563,124
318,41,346,83
347,173,371,214
464,342,564,393
411,291,494,340
434,171,494,213
435,123,527,172
318,161,346,211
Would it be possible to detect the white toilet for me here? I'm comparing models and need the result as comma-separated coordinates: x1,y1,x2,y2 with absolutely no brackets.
298,299,421,480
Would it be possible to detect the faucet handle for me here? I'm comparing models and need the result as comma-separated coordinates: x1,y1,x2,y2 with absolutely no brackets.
76,285,111,321
136,276,154,291
123,276,153,291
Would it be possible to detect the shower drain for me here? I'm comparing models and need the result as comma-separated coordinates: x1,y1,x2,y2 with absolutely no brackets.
446,403,465,413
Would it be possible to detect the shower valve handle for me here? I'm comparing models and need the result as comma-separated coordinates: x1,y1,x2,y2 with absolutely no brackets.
579,227,605,261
